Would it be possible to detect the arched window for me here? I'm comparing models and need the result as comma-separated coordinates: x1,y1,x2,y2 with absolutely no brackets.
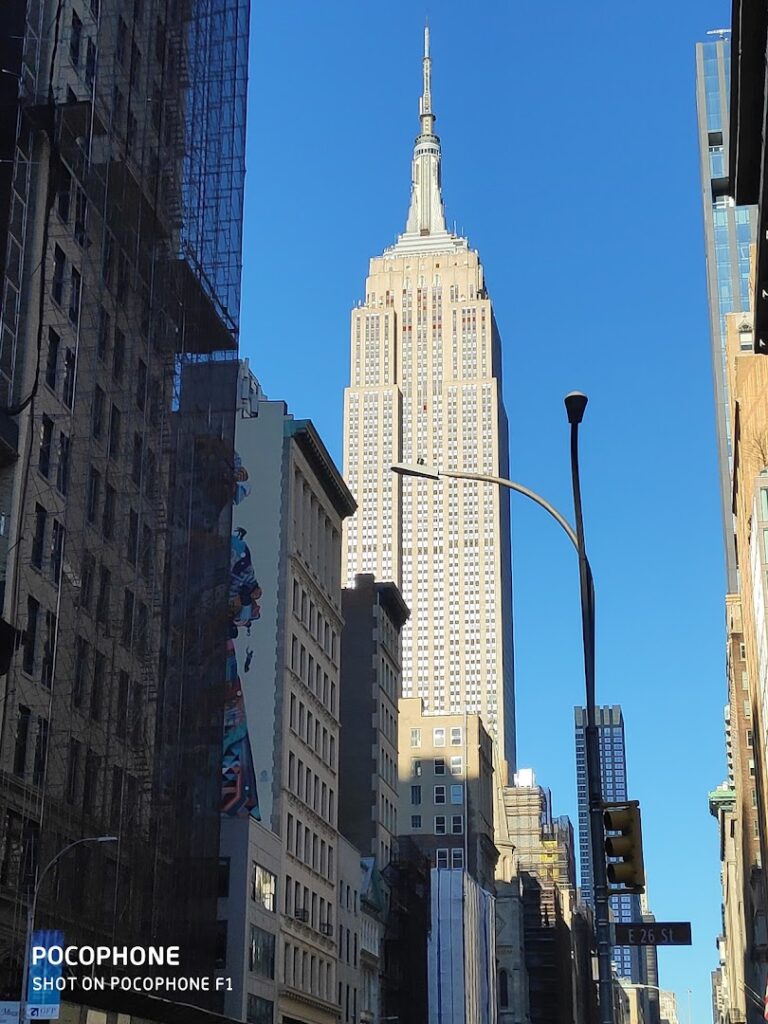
499,968,509,1008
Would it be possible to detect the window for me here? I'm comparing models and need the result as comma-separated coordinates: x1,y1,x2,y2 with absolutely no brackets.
132,432,143,484
13,706,30,777
62,348,75,408
434,815,446,835
82,750,98,812
451,815,464,835
127,509,138,566
70,10,82,65
86,467,100,522
69,267,81,325
52,245,65,304
249,925,276,979
433,728,445,747
39,610,54,684
246,995,274,1024
410,815,422,829
450,848,464,869
66,738,81,803
450,727,462,745
91,652,105,721
31,505,46,569
39,611,55,686
92,386,105,438
113,327,125,380
410,728,421,748
121,589,134,646
73,637,88,708
23,598,38,674
412,758,422,777
102,484,115,540
410,785,421,805
434,757,445,775
116,17,127,65
39,416,53,477
450,784,463,805
136,358,147,410
140,524,152,579
108,405,121,458
45,329,59,389
499,969,509,1009
434,785,446,804
50,520,64,583
56,433,70,495
450,756,462,776
109,766,123,827
57,168,71,222
436,849,449,868
85,37,96,86
33,718,49,787
96,565,110,625
73,187,87,246
251,863,277,912
97,308,110,360
115,671,129,739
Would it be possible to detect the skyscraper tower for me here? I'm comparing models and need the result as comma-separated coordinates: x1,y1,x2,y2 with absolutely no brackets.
574,706,644,984
342,28,515,766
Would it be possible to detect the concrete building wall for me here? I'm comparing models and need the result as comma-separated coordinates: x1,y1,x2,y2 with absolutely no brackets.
339,573,408,870
219,816,282,1022
227,396,356,1024
398,696,497,889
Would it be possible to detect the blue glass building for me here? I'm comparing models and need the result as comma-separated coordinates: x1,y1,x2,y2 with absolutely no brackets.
574,705,644,982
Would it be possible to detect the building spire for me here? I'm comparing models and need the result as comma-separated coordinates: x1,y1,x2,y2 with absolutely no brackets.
403,23,447,238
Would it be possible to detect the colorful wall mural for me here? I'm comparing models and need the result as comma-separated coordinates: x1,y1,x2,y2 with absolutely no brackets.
221,454,261,818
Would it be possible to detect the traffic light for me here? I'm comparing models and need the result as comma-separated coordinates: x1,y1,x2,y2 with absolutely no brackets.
603,800,645,892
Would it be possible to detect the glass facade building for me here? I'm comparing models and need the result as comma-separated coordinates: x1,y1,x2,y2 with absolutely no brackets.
574,705,643,982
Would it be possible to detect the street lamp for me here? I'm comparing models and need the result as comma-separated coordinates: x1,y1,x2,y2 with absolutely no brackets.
391,391,614,1024
19,835,118,1020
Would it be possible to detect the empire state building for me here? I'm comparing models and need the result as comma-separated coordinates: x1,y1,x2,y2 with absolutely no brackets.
342,29,515,767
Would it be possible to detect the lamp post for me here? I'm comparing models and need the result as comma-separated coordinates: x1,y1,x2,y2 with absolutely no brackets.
18,835,117,1021
391,390,614,1024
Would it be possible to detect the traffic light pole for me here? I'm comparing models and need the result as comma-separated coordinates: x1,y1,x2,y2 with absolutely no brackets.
566,394,614,1024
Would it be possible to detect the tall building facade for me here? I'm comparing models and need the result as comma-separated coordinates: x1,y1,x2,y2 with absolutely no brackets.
574,706,643,983
341,29,515,766
697,18,768,1022
339,572,408,870
695,34,756,592
0,0,248,997
221,386,357,1024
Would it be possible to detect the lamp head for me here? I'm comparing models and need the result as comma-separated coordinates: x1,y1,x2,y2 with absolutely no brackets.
390,462,441,481
564,392,588,425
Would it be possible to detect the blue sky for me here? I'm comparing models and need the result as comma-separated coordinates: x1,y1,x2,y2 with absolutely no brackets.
242,1,732,1015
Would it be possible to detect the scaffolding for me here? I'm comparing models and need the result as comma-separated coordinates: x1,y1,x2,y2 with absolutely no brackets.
0,0,249,999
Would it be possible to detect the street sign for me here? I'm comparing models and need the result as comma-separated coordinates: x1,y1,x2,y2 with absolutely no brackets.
614,922,692,946
26,930,62,1021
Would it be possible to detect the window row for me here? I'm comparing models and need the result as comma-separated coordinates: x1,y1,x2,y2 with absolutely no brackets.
288,690,336,770
287,751,335,820
284,872,334,936
286,812,335,883
290,635,337,715
410,726,463,748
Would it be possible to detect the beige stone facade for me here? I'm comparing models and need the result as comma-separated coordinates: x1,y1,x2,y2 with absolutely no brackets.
341,30,515,767
397,696,497,889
